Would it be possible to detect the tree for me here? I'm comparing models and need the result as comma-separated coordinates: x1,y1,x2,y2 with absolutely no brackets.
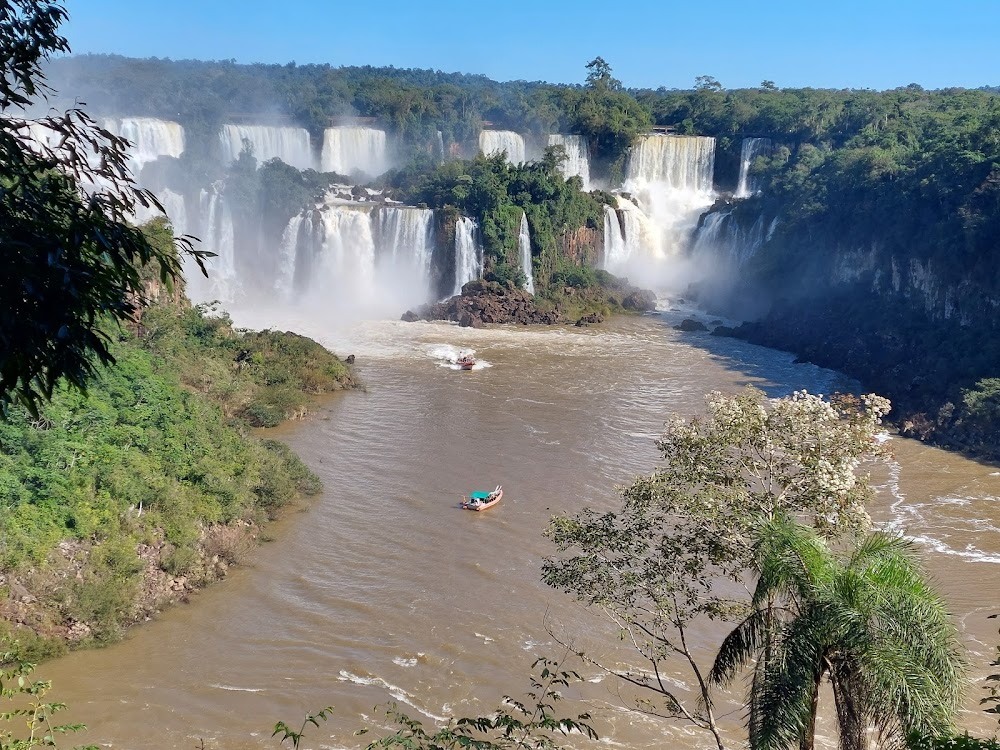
761,80,778,91
710,515,964,750
0,1,207,416
695,75,723,92
584,57,621,91
542,388,891,750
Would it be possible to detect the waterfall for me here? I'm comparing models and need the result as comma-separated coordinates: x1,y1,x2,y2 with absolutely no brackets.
453,217,482,296
158,189,187,234
547,134,590,190
619,197,660,260
23,121,60,154
602,206,627,270
320,127,391,177
612,134,717,273
518,212,535,294
189,187,239,304
735,137,773,198
479,130,526,164
219,125,314,170
374,206,436,307
276,203,439,315
132,186,188,229
276,214,305,297
311,207,376,297
691,207,777,267
104,117,185,174
625,134,715,192
436,131,446,163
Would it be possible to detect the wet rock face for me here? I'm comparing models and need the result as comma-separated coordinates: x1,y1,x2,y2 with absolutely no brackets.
402,280,564,326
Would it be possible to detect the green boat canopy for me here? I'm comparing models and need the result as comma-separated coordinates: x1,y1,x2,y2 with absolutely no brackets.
470,491,492,500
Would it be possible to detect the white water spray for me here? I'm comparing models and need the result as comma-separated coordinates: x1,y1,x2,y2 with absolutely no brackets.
191,186,239,305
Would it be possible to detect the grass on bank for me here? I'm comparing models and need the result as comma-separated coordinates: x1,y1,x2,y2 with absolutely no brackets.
0,297,356,658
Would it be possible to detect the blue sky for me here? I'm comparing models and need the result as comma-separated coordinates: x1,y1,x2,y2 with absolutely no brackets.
62,0,998,91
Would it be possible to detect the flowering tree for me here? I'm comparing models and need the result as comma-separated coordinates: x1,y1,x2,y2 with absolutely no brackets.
542,387,891,750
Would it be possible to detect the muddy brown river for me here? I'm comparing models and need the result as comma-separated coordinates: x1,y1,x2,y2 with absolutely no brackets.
41,309,1000,749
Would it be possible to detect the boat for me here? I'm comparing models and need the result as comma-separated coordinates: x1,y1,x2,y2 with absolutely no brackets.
461,485,502,511
457,354,476,370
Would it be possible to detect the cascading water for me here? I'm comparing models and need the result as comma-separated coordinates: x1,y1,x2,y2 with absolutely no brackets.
103,117,185,175
276,214,305,297
607,134,717,278
274,201,438,315
691,207,778,267
436,131,446,163
625,134,715,191
158,189,187,235
320,128,391,177
298,206,377,303
479,130,525,164
373,206,436,308
619,197,660,260
547,134,590,190
602,206,627,270
189,186,239,305
219,125,314,170
453,217,482,296
735,137,773,198
518,212,535,294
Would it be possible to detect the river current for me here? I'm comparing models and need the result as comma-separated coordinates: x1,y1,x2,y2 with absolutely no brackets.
42,308,1000,749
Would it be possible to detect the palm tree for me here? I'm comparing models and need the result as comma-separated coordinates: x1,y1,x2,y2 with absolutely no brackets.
709,515,965,750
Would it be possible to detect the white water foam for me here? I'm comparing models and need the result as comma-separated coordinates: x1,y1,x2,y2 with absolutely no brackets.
209,684,265,693
881,458,1000,564
428,344,492,371
338,670,450,723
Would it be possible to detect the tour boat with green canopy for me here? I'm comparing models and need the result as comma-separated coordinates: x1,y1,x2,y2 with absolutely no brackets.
461,485,502,511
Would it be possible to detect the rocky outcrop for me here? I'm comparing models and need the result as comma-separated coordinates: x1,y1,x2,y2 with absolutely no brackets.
403,280,563,326
558,226,602,267
622,288,657,312
675,318,708,332
575,311,605,326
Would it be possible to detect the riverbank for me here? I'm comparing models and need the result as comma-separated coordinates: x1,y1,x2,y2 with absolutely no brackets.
0,300,361,660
